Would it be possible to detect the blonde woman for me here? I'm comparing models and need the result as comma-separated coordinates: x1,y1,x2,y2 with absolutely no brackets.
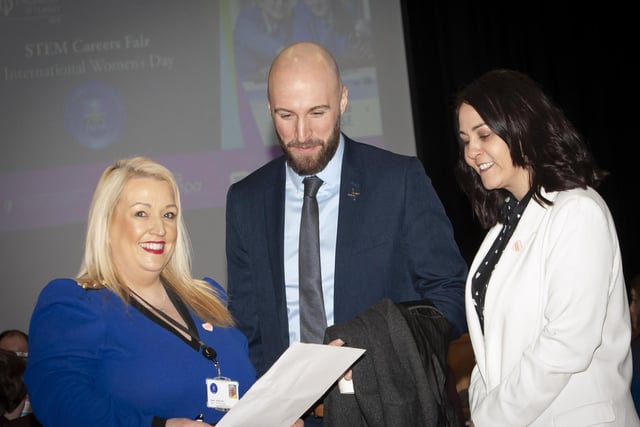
25,157,258,427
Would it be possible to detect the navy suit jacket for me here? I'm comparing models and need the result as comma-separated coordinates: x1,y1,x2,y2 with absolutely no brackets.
226,136,467,376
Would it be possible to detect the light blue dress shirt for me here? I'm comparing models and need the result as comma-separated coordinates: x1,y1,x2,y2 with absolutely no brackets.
284,135,344,344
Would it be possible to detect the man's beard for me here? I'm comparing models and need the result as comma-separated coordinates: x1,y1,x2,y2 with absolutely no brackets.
280,119,341,176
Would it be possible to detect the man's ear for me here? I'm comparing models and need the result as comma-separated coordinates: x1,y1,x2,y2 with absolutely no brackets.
340,85,348,114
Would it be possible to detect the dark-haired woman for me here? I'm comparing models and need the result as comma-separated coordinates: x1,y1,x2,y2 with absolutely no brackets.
454,69,639,426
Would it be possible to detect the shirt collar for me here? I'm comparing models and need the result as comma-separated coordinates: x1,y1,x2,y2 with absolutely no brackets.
502,190,533,224
286,133,344,193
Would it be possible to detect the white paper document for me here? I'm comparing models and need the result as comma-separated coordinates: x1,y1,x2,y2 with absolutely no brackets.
216,342,365,427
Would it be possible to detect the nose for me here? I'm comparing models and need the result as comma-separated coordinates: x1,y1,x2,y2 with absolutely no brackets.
150,216,167,236
465,138,482,160
295,117,311,142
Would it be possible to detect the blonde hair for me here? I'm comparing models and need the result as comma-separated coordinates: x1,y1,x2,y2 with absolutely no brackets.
76,156,233,326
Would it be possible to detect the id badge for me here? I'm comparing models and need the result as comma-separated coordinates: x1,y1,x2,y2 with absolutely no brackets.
206,377,239,411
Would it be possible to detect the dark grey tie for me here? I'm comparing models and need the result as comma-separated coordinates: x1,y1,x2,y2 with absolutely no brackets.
299,175,326,343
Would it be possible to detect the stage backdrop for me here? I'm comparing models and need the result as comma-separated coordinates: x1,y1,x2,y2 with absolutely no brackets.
0,0,416,331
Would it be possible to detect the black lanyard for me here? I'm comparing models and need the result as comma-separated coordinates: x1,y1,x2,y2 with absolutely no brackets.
129,287,221,375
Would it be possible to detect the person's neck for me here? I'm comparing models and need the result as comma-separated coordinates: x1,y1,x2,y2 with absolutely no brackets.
128,279,167,309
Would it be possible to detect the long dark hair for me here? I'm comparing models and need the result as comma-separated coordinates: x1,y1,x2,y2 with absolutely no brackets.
453,69,607,229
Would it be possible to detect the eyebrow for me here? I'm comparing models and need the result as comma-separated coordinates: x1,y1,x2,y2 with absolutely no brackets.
459,122,488,136
129,202,178,210
273,104,331,114
130,202,151,208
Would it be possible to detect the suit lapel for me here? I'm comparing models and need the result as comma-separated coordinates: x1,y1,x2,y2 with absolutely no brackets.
470,190,557,381
265,160,287,303
334,139,365,321
486,192,554,290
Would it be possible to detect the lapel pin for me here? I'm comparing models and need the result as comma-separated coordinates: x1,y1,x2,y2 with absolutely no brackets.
347,185,360,201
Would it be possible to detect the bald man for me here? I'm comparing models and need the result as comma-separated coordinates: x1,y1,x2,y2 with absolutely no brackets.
225,41,467,422
0,329,29,356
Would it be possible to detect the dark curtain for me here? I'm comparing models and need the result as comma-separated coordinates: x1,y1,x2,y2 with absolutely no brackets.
400,1,638,282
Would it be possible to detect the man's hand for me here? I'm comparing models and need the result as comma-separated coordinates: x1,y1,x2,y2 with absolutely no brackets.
328,338,352,380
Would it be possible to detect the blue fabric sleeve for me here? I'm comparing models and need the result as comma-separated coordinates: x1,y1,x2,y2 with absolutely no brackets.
25,278,153,427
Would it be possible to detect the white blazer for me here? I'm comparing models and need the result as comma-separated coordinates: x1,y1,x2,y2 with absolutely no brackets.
466,187,640,426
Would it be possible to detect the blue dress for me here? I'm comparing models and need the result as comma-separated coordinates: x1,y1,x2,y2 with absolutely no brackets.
632,335,640,415
24,277,256,426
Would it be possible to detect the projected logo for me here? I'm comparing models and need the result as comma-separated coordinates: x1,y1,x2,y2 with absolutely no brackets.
64,81,126,149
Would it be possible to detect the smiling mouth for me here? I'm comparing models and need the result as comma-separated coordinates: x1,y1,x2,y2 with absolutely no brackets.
140,242,164,253
478,161,494,171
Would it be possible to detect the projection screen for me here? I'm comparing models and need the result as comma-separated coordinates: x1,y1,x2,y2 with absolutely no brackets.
0,0,416,331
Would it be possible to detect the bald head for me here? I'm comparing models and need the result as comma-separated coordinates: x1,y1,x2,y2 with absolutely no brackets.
266,42,348,175
0,329,28,354
268,42,342,101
